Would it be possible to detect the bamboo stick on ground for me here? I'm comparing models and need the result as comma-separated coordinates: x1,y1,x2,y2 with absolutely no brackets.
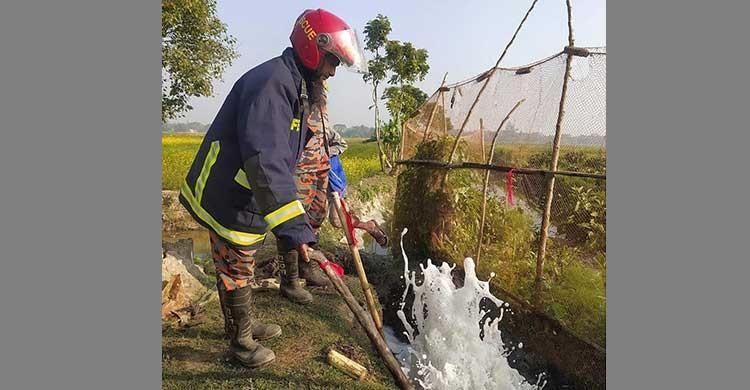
314,258,414,390
328,349,368,380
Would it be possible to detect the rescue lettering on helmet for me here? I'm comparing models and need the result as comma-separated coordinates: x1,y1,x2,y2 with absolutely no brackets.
298,16,317,41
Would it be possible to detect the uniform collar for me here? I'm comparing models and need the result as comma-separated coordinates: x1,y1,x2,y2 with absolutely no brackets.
281,47,304,94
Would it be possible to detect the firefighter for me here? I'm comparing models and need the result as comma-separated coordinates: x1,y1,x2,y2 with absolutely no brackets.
179,8,367,369
293,83,390,288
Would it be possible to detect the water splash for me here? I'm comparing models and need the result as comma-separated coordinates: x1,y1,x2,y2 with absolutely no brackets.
396,228,545,390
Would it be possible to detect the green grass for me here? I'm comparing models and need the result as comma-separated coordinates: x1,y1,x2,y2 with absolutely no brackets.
163,256,396,390
337,139,382,185
162,134,382,190
393,137,607,348
162,133,204,190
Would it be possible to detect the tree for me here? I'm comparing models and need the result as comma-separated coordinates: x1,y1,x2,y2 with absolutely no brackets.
363,15,430,172
162,0,239,122
382,84,428,121
363,15,392,172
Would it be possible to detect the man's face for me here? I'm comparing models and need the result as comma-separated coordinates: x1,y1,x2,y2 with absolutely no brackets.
317,53,340,81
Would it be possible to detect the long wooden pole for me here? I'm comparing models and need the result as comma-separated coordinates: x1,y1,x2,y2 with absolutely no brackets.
475,99,525,264
534,0,576,303
479,118,486,162
446,0,540,165
314,259,413,390
393,160,606,180
442,88,447,136
330,191,384,336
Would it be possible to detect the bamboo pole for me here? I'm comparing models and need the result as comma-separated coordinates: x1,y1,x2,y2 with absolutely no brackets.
372,84,387,172
475,99,525,264
330,191,384,336
314,258,413,390
328,349,368,380
422,73,449,143
398,121,406,164
446,0,540,165
479,118,486,162
534,0,576,303
442,88,447,136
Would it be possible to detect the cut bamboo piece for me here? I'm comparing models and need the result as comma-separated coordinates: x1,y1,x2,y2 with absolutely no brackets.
314,258,414,390
328,349,368,380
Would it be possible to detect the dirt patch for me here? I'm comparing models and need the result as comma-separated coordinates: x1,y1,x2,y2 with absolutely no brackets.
162,190,202,231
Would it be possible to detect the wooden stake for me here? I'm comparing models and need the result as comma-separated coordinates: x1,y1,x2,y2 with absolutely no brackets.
330,191,384,336
475,99,525,264
479,118,486,161
422,73,449,143
446,0,540,165
534,0,576,303
442,88,447,136
328,349,368,381
314,259,414,390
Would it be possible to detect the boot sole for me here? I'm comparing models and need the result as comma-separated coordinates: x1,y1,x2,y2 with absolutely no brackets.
231,352,276,369
254,327,282,341
303,279,332,288
281,293,313,305
280,287,314,305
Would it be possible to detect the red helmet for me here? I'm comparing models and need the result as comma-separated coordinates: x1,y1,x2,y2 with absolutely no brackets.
290,9,368,74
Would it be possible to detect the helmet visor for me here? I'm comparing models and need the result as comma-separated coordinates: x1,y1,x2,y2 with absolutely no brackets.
324,29,368,74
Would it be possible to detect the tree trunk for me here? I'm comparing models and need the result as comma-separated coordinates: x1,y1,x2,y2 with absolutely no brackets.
373,83,388,172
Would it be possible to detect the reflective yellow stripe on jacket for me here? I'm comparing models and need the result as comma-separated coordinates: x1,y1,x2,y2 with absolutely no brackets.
179,140,265,247
234,168,251,190
194,140,220,203
264,200,305,230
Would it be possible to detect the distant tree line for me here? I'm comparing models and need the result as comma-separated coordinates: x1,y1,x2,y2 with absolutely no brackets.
163,121,210,133
491,124,606,147
332,124,375,139
164,121,376,139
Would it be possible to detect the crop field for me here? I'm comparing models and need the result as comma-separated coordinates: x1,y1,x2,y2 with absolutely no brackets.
162,134,381,190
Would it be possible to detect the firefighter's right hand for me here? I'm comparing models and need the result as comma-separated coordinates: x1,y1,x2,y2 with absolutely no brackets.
296,243,311,263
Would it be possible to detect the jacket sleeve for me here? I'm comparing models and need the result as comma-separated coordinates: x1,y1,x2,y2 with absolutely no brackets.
236,82,316,252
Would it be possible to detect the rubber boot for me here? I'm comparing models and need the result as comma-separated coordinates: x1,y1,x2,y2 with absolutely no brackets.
218,280,281,341
216,279,233,340
300,249,332,287
225,285,276,368
279,250,313,304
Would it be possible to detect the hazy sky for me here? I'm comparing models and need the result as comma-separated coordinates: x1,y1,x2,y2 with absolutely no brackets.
179,0,606,126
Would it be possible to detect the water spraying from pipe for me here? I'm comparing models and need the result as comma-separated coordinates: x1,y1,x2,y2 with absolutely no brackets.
396,228,546,389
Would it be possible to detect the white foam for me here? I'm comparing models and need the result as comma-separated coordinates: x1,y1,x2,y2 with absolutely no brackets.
397,228,545,390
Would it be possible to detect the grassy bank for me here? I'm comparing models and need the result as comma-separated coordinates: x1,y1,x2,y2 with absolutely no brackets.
393,137,606,347
162,275,396,390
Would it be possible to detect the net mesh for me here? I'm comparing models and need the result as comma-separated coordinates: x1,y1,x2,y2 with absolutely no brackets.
396,47,606,346
402,48,606,251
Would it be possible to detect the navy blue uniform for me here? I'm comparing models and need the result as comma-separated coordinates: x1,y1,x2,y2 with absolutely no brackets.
179,48,316,253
